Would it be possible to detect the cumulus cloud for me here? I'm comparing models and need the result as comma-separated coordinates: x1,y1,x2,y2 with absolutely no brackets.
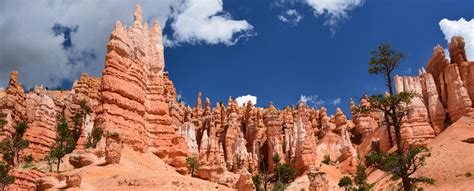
278,9,303,26
299,95,325,107
235,94,257,107
275,0,364,33
300,95,343,107
439,18,474,60
0,1,252,88
166,0,255,46
305,0,364,33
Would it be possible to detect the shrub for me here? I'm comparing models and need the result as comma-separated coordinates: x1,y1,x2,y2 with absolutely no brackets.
0,161,14,190
338,176,353,191
186,156,199,177
274,163,296,184
86,124,103,148
252,174,262,191
272,182,287,191
322,155,332,165
272,153,281,164
465,172,472,178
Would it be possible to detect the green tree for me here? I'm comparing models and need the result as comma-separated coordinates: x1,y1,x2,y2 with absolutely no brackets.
71,100,92,150
186,156,200,177
366,146,434,190
50,114,76,172
274,163,296,184
353,163,372,191
86,122,104,148
45,148,54,172
338,176,353,191
272,153,280,165
0,121,30,166
360,44,434,190
252,174,263,191
0,161,14,191
260,154,269,191
272,182,286,191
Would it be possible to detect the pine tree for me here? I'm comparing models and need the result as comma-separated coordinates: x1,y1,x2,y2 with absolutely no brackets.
50,114,76,172
0,162,14,191
358,44,434,190
0,121,29,166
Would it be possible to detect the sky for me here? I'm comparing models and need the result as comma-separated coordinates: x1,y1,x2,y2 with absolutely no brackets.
1,0,474,116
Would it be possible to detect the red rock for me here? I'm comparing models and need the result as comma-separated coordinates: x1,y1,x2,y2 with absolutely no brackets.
394,75,436,146
23,87,59,161
444,64,472,121
65,173,82,188
448,36,468,65
420,72,446,134
105,130,122,164
95,5,190,169
69,150,97,168
426,45,450,105
235,169,255,191
263,103,284,171
8,168,45,190
0,71,27,140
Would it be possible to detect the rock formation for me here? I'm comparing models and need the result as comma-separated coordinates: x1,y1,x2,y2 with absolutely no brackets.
95,5,189,170
105,130,122,164
2,4,474,191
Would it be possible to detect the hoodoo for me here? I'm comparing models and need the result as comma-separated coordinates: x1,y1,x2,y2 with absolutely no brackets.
1,4,474,190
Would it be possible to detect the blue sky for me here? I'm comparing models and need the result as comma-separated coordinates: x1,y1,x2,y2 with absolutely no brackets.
165,0,474,115
1,0,474,116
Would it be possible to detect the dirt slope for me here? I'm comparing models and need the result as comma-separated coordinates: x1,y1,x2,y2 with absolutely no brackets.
68,147,234,191
416,114,474,190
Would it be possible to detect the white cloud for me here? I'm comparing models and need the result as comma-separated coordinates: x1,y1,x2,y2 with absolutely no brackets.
177,92,186,105
278,9,303,26
332,97,341,105
0,1,253,88
236,94,257,107
274,0,364,33
167,0,254,46
299,95,325,106
439,18,474,60
305,0,364,33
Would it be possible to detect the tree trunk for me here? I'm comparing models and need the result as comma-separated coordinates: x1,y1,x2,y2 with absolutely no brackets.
16,150,20,166
402,176,411,191
56,157,61,172
384,112,393,147
387,71,410,190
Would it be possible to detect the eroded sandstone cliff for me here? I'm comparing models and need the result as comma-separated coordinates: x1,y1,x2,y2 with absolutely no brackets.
1,5,474,190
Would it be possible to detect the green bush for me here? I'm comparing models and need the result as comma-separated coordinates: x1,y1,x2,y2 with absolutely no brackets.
0,121,29,166
186,156,200,177
272,182,287,191
86,124,103,148
252,174,262,191
322,155,332,165
338,176,353,191
274,163,296,184
0,161,14,190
